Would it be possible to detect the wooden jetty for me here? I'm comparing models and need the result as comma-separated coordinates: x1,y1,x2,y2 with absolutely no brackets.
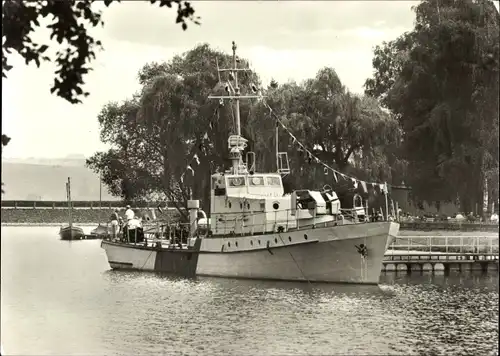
383,235,499,273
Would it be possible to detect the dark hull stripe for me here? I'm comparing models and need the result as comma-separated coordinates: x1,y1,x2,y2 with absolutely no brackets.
153,238,202,277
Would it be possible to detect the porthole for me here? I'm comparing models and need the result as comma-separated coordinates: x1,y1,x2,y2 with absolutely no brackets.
228,242,231,247
288,236,292,242
272,202,280,210
304,234,308,240
228,202,232,208
274,238,278,243
258,240,261,245
250,240,254,246
235,241,238,247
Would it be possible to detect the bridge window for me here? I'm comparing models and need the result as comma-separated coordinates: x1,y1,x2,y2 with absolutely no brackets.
249,176,264,186
228,177,246,187
266,177,281,186
214,187,226,196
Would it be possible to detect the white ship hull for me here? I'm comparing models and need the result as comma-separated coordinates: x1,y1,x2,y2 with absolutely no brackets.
103,242,158,270
101,221,399,284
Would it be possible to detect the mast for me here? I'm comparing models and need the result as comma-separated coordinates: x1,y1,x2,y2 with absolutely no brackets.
208,41,263,175
99,173,102,224
67,177,73,240
232,41,241,137
66,177,72,228
275,124,279,173
99,173,102,210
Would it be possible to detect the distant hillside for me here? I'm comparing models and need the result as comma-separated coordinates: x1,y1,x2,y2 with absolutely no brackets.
1,159,120,201
2,156,88,167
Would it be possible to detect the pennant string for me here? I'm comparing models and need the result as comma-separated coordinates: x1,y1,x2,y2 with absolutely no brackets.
262,100,394,190
178,131,211,186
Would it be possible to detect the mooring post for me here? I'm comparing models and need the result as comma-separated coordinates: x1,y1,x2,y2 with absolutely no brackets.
187,199,200,247
384,182,389,221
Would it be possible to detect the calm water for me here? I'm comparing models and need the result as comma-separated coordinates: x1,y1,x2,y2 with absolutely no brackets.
1,227,498,356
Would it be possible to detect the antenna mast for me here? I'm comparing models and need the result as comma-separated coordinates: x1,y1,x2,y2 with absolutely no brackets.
208,41,262,175
232,42,241,136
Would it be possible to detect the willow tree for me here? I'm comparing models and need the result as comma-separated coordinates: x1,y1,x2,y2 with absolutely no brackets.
87,43,261,217
365,0,499,212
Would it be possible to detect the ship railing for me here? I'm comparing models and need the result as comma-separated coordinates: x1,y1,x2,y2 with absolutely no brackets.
211,207,365,236
133,206,375,239
340,208,360,223
116,222,192,248
389,235,500,254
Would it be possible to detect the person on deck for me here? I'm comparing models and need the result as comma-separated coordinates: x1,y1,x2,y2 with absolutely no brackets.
109,209,120,240
125,205,135,221
122,205,135,242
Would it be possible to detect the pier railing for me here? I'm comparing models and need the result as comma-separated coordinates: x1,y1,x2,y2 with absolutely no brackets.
390,236,499,254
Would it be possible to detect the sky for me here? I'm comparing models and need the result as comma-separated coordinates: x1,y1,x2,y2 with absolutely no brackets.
2,0,432,159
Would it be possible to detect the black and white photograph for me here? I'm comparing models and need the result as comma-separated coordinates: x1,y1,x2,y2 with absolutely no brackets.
1,0,499,355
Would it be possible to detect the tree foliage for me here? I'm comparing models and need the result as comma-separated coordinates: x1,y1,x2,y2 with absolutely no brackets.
86,44,261,218
1,0,198,196
365,0,499,212
2,0,198,104
248,68,400,195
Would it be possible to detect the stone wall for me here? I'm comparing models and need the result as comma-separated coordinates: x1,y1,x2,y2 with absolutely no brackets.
1,208,182,224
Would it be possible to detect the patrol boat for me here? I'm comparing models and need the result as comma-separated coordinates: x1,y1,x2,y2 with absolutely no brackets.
100,41,399,284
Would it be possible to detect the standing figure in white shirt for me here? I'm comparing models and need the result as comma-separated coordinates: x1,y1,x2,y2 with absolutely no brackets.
123,205,135,242
125,205,135,221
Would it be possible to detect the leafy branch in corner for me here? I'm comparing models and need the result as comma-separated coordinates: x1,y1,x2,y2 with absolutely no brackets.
2,0,199,105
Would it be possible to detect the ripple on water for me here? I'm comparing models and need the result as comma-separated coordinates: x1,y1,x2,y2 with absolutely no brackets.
88,273,498,356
